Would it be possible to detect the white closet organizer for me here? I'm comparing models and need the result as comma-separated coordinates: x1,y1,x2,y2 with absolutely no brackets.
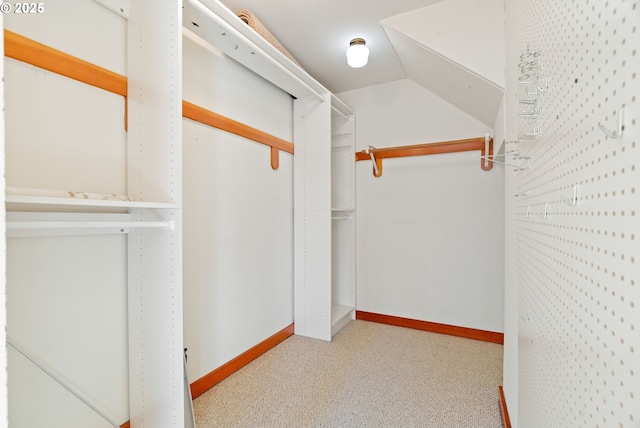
5,2,184,425
293,94,356,341
184,0,356,342
330,107,356,338
124,3,185,425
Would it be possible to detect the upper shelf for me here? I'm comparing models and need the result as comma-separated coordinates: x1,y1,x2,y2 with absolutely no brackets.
6,193,178,212
182,0,353,118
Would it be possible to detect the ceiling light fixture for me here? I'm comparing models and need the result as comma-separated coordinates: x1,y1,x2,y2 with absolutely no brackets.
346,38,369,68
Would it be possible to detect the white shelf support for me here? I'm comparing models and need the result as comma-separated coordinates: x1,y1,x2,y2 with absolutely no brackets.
294,93,356,341
294,93,333,341
331,113,356,337
127,0,184,426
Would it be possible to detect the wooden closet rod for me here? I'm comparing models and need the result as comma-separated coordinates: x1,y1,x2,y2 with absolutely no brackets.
4,29,127,96
4,29,292,170
355,137,494,177
182,100,294,154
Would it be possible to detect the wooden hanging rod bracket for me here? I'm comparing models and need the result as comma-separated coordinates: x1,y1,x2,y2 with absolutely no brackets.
355,137,493,177
182,101,294,171
4,29,293,170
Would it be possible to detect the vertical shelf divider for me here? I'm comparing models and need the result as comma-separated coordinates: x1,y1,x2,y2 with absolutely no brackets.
294,92,332,341
127,1,184,425
294,92,356,341
330,108,356,337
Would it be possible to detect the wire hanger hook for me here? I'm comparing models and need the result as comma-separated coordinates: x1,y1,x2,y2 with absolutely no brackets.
599,107,625,139
562,185,578,206
537,203,549,219
365,145,382,177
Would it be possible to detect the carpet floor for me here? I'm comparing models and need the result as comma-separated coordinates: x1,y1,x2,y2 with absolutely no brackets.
194,320,504,427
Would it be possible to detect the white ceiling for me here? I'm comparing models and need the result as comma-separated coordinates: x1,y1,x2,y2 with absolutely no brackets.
215,0,505,126
384,26,503,126
381,0,505,126
217,0,443,94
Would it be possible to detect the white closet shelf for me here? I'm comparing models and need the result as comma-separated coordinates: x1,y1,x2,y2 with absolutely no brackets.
6,194,178,212
331,95,353,120
331,304,355,337
183,0,323,100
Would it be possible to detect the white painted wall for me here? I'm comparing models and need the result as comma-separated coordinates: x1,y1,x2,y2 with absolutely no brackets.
182,30,294,382
4,2,129,426
4,0,126,75
7,236,129,427
338,79,505,333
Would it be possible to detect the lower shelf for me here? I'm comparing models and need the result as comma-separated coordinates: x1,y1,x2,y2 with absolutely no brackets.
331,304,355,337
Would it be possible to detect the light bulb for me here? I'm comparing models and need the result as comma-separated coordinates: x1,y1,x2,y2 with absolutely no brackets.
346,38,369,68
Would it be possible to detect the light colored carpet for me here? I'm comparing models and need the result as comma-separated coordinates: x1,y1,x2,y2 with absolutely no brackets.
194,320,503,427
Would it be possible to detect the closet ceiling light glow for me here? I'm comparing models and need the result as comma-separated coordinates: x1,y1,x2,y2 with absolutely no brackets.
346,38,369,68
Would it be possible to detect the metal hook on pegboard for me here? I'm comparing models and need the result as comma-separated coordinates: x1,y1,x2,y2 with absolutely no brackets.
599,107,625,139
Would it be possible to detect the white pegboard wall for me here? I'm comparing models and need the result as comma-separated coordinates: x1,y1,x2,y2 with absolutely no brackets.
507,0,640,427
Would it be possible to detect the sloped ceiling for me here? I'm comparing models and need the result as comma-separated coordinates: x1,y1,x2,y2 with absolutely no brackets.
382,0,505,126
218,0,443,94
217,0,505,126
384,27,503,126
